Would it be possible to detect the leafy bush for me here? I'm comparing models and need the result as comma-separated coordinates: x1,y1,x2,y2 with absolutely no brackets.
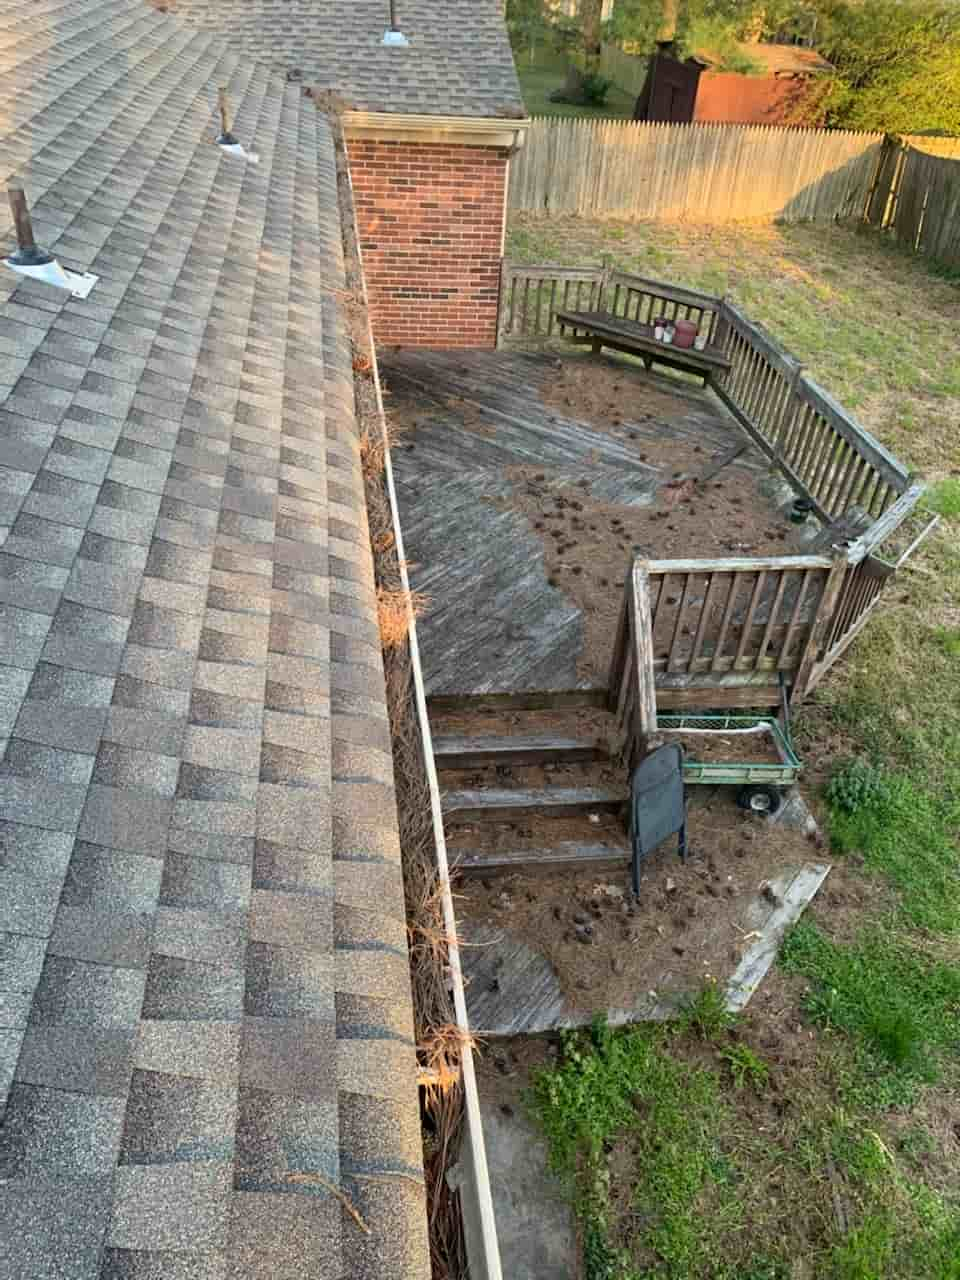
579,72,612,106
826,758,890,815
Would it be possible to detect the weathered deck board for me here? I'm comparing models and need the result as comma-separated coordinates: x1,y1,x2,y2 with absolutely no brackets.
432,734,606,769
452,842,630,876
384,347,774,699
442,786,623,822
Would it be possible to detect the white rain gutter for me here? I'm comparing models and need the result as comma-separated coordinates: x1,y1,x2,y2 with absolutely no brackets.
339,142,504,1280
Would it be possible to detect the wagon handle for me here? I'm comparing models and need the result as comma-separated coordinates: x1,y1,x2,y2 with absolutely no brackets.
778,672,793,753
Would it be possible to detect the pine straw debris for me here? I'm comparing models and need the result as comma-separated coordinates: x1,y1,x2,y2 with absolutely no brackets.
359,413,406,477
378,585,428,651
323,89,469,1278
371,483,469,1280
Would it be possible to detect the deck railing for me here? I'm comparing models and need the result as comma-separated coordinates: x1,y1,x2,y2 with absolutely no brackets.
608,555,840,725
499,261,935,714
609,561,658,773
498,263,605,342
713,303,912,522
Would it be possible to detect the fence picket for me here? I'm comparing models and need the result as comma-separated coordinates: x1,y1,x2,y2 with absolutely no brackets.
510,118,886,223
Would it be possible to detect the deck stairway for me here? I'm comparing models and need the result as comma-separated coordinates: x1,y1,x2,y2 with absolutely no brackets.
432,701,631,876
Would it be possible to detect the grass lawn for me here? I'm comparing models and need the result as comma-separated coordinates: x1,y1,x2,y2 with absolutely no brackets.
514,48,636,119
507,214,960,1279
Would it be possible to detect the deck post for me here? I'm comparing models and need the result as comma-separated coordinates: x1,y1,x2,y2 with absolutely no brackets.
496,258,509,348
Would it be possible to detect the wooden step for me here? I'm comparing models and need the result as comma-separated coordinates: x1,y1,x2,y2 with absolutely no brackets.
432,734,607,770
442,786,624,822
427,688,608,716
453,842,630,876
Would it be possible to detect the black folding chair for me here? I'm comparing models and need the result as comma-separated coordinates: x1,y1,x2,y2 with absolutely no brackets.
628,742,686,897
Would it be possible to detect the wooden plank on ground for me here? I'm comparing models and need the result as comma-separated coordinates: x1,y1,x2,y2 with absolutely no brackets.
725,862,832,1011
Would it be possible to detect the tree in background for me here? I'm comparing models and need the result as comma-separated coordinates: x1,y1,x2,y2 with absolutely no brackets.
508,0,960,134
815,0,960,135
564,0,609,99
506,0,552,65
604,0,787,72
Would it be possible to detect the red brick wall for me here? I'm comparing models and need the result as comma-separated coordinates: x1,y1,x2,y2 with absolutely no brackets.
347,139,508,348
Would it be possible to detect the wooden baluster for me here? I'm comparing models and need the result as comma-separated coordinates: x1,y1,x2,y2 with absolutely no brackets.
757,570,789,664
733,571,766,669
649,571,668,641
779,569,814,667
821,439,855,516
667,572,694,671
712,572,742,671
835,454,868,515
689,571,721,669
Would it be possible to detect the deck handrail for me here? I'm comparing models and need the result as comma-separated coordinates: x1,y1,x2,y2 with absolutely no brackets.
496,261,927,704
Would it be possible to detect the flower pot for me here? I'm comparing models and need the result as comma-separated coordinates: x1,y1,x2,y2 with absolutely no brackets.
673,319,697,349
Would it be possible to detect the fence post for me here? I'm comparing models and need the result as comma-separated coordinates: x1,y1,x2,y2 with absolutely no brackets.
863,134,894,227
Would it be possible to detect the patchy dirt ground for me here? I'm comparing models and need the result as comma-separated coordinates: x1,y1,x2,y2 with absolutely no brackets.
451,783,823,1014
494,358,805,681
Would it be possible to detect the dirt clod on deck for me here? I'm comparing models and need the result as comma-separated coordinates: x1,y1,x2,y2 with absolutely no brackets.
497,357,805,681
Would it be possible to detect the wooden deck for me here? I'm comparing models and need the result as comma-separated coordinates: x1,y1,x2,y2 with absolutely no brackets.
384,347,783,700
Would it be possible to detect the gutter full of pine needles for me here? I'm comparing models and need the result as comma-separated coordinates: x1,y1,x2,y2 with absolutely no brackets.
319,92,475,1280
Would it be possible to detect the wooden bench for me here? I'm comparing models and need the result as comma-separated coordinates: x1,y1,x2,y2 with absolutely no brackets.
555,308,733,387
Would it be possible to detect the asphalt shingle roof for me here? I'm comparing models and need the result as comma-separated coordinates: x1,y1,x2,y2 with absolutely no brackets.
0,2,429,1277
166,0,526,118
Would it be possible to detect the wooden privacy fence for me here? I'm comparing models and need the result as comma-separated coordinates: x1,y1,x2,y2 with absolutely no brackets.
868,142,960,272
864,134,960,271
509,117,885,223
504,261,938,710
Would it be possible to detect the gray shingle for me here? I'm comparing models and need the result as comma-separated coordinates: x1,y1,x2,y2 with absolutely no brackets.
14,1025,137,1096
0,1,426,1273
0,1177,114,1280
108,1160,233,1252
227,1190,341,1280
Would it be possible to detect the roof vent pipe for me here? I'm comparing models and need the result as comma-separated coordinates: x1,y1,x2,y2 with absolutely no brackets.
215,88,259,164
382,0,409,46
4,186,98,298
